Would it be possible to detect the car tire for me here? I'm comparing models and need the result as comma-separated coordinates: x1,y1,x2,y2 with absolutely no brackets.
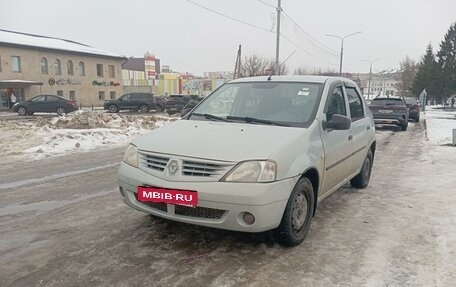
156,105,164,112
350,149,373,189
273,177,315,247
415,116,420,122
17,106,27,116
56,106,67,116
400,122,408,131
139,104,150,113
108,105,119,113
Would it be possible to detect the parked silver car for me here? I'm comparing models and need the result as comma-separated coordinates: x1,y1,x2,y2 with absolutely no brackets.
118,76,376,246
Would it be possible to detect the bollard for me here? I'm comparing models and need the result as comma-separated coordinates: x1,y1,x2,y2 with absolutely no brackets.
92,104,94,110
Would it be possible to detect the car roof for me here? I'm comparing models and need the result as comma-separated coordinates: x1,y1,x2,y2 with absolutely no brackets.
229,75,355,85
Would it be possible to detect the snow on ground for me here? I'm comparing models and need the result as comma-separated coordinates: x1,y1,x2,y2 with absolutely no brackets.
0,110,177,161
424,105,456,145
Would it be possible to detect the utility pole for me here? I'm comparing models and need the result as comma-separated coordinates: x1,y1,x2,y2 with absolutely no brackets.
361,58,381,100
233,45,242,79
275,0,282,75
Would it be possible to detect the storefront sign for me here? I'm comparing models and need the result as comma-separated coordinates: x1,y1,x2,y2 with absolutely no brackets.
48,78,81,86
92,80,121,87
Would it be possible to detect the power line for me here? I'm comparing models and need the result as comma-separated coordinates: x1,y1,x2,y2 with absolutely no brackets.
281,11,338,55
185,0,271,33
256,0,276,9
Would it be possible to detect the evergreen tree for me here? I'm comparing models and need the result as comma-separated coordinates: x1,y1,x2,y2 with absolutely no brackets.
436,22,456,100
412,43,441,99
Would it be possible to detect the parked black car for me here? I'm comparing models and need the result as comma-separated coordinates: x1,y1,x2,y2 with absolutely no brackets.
165,94,191,113
12,95,78,116
154,96,167,112
404,97,420,122
104,93,161,113
369,96,409,131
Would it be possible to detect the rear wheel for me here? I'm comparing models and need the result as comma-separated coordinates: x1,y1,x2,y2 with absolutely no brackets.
350,149,373,188
56,106,66,116
156,104,164,112
400,122,408,131
108,105,118,113
273,177,315,247
139,104,150,113
17,106,27,116
415,116,420,122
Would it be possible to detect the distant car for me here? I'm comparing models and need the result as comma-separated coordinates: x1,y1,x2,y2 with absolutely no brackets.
165,95,191,113
12,95,78,116
104,93,159,113
404,97,420,122
182,96,204,114
369,96,409,131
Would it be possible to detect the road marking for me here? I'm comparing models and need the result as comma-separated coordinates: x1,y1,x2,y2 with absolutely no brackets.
0,162,119,190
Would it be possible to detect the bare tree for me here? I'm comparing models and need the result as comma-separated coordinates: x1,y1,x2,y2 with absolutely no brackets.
240,54,288,77
398,56,417,97
293,66,311,75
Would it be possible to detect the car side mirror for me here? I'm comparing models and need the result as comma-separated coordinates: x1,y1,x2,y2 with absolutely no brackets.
181,108,192,118
323,114,351,130
118,98,123,101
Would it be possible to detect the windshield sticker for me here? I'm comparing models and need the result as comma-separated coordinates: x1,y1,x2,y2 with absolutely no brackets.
297,88,310,96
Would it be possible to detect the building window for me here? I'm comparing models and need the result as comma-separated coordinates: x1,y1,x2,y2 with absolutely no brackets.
98,91,105,100
12,56,21,72
110,91,116,99
67,60,74,75
79,61,85,76
96,64,103,77
54,59,62,75
69,91,76,101
108,65,115,78
41,57,48,74
57,90,64,97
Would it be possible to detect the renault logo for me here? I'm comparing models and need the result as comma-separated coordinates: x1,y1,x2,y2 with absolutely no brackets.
167,160,179,175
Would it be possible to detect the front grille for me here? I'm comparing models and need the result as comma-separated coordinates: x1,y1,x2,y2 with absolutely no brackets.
182,160,227,177
134,192,168,212
175,205,225,219
140,153,169,172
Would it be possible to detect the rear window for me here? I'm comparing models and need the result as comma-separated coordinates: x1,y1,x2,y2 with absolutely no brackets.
404,98,418,105
371,98,405,106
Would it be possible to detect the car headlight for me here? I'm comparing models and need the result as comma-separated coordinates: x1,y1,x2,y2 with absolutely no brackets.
123,144,138,167
221,160,276,183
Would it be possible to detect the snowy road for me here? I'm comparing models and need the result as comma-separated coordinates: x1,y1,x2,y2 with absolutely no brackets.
1,120,456,287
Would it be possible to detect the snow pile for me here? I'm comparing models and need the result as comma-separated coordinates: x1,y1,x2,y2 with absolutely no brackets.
425,106,456,145
0,111,177,161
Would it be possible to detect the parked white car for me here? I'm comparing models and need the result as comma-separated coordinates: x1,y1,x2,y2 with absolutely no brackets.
118,76,376,246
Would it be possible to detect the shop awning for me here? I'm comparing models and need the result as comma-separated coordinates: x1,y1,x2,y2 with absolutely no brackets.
0,80,43,88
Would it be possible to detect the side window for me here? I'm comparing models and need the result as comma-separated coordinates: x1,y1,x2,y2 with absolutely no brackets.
46,96,58,102
345,87,364,121
121,94,131,100
31,96,46,102
326,86,346,121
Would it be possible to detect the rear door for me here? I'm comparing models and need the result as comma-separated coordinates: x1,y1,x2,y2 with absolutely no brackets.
320,82,354,195
344,83,372,171
45,95,61,112
28,95,47,112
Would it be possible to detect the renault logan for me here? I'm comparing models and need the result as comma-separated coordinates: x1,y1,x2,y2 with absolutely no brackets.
118,76,376,246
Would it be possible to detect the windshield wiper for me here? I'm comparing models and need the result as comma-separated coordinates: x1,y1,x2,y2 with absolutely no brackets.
191,113,230,122
226,116,288,126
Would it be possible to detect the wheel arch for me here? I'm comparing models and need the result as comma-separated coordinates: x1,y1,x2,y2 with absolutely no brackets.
299,167,320,217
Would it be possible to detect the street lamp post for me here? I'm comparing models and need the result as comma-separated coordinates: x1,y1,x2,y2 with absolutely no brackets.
325,31,362,76
361,58,381,100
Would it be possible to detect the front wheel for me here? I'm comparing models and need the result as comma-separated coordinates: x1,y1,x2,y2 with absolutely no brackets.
108,105,118,113
17,106,27,116
273,177,315,247
56,106,66,116
156,105,164,112
400,122,408,131
350,149,373,188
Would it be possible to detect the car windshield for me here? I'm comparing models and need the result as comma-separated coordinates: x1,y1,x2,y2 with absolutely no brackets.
371,98,405,106
189,82,322,127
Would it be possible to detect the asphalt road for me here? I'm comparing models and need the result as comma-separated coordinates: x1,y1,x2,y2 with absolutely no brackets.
1,121,455,287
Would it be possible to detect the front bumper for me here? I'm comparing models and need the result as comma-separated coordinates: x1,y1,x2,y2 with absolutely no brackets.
118,162,298,232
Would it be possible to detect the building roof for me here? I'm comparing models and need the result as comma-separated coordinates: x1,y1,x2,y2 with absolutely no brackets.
122,57,145,71
0,29,125,59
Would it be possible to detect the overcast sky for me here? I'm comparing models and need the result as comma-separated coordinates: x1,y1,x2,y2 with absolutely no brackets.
1,0,455,75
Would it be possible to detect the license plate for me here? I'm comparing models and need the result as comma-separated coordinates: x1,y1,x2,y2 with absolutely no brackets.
379,109,393,113
137,186,198,207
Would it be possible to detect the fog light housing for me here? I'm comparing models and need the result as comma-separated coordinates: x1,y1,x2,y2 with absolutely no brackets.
119,186,125,198
243,212,255,225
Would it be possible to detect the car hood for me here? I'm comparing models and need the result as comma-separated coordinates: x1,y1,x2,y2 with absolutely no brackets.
132,120,307,162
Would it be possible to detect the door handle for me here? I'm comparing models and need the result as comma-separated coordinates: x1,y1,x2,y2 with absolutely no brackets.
367,125,370,130
348,135,353,141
